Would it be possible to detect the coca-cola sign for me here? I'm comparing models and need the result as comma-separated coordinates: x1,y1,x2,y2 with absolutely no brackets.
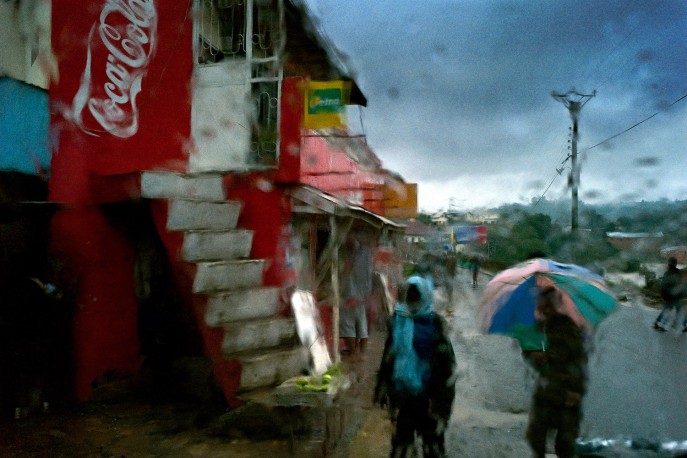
68,0,158,138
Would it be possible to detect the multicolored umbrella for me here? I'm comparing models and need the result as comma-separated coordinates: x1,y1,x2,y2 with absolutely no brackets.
478,258,619,351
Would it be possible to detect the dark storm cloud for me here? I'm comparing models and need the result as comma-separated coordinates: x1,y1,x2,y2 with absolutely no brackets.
304,0,687,209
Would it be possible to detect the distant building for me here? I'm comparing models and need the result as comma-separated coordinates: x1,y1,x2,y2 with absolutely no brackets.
402,219,444,244
399,219,449,260
465,211,499,225
606,231,664,252
452,225,488,246
430,212,449,226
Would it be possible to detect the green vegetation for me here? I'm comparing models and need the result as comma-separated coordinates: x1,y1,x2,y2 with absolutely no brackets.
478,198,687,268
413,199,685,273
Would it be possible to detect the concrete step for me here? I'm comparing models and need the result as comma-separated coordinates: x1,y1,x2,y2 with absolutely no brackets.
238,346,309,391
193,259,264,294
182,229,253,262
141,171,225,200
222,317,298,356
167,199,242,231
205,287,280,326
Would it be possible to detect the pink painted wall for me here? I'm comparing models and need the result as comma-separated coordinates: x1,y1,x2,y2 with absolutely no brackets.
299,133,387,213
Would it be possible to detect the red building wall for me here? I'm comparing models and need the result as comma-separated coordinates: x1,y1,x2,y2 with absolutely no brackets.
51,1,192,175
47,2,396,403
49,1,194,400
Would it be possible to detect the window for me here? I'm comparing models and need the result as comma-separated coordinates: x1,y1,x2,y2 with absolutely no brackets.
197,0,283,167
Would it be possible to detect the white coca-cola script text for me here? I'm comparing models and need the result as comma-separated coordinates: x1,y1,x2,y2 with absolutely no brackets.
70,0,158,138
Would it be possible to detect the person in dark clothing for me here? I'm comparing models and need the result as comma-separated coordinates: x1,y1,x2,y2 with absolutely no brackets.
374,275,456,458
444,251,457,279
469,256,480,289
653,257,687,332
526,286,587,458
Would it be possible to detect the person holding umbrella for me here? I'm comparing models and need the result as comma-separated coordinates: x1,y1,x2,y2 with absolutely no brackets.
526,286,588,458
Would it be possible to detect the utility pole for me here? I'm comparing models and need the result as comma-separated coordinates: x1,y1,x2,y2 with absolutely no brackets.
551,89,595,234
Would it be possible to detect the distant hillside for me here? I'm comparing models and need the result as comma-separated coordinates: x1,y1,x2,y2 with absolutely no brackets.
489,198,687,245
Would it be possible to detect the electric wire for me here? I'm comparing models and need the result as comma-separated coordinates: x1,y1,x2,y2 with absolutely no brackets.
583,91,687,152
532,165,567,209
580,21,641,90
533,139,571,208
535,90,687,206
536,90,686,205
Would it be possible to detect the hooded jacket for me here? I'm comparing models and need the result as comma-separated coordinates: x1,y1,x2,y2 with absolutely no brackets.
374,275,456,421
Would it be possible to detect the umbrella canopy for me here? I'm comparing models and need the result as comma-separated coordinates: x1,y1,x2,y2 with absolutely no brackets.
478,258,619,351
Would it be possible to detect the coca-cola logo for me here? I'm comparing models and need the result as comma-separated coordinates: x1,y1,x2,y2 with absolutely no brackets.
69,0,158,138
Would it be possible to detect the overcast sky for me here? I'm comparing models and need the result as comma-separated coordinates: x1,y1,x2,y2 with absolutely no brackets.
302,0,687,213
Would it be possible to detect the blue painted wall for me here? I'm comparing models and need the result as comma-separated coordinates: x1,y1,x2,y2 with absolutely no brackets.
0,77,50,176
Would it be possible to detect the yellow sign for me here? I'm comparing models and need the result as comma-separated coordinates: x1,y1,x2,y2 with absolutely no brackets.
303,81,351,129
383,183,418,219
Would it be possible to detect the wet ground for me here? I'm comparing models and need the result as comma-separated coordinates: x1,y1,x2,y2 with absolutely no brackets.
1,267,676,457
0,400,294,457
0,269,464,458
0,328,388,458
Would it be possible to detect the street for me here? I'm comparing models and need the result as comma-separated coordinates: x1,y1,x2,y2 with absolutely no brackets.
352,266,687,457
2,266,686,457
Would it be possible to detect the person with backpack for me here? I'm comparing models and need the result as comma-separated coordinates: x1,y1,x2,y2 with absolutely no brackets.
373,275,456,457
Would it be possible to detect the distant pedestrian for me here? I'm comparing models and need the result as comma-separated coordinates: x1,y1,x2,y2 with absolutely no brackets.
444,251,457,278
653,257,687,333
526,286,588,458
415,252,435,292
340,238,373,356
469,256,480,288
374,275,456,457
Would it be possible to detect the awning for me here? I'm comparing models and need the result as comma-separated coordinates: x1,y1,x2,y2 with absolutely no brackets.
287,185,404,231
288,184,401,363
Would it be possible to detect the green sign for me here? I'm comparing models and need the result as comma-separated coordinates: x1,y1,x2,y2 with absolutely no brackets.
307,88,345,115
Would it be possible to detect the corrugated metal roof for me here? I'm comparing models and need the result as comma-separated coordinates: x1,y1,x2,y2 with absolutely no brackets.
606,231,664,238
288,185,404,230
287,0,367,106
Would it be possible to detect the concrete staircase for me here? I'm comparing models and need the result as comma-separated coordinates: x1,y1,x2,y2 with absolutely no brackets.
141,171,308,393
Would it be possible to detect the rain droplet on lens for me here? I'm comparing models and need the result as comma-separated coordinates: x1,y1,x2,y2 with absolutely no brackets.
583,190,601,200
387,87,400,99
526,180,545,191
644,178,657,189
634,157,658,167
636,49,652,62
286,142,299,156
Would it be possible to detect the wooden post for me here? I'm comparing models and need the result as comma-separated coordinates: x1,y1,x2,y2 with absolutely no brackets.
330,215,340,363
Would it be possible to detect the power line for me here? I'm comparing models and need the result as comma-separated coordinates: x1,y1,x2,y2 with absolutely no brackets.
583,91,687,152
533,139,573,206
532,164,566,209
580,22,640,90
536,89,687,207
